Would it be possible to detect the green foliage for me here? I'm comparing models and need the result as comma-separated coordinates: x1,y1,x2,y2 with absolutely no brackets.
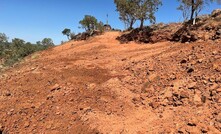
79,15,98,31
114,0,162,29
12,38,25,48
114,0,137,30
96,21,105,33
0,33,8,43
36,41,42,45
134,0,162,29
41,38,55,46
0,33,54,67
77,15,105,37
62,28,71,40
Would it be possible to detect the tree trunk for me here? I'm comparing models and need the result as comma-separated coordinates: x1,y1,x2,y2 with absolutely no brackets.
140,18,144,29
190,0,195,23
129,20,134,30
193,10,198,25
129,18,136,30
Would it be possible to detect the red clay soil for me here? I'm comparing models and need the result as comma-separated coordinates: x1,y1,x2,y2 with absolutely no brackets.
0,32,220,133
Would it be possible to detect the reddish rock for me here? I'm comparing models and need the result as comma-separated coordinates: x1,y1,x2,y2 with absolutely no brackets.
193,94,202,104
216,113,221,123
50,84,60,92
211,9,221,17
216,88,221,93
149,102,160,109
180,90,189,98
163,89,173,99
210,84,219,90
188,82,197,89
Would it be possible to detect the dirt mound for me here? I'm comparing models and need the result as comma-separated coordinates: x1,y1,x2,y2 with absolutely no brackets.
0,32,220,133
117,9,221,44
117,23,182,43
172,11,221,43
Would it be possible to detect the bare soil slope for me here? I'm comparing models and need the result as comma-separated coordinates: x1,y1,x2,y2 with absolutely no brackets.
0,32,220,133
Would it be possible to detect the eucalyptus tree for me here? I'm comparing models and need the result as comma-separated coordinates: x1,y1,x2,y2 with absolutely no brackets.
177,0,221,24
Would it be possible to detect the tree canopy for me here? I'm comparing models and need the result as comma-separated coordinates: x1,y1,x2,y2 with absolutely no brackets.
79,15,98,31
114,0,137,30
135,0,162,29
0,33,8,43
114,0,162,29
0,33,54,66
41,38,55,46
62,28,71,40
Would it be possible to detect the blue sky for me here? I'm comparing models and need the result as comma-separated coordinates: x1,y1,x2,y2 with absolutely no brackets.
0,0,220,45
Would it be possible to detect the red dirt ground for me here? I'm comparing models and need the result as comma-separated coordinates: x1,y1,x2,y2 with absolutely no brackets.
0,32,220,133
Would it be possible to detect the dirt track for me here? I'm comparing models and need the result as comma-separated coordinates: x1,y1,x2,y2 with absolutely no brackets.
0,32,220,133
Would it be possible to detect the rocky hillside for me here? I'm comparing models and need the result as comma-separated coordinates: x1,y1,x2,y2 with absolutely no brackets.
0,30,220,133
117,9,221,44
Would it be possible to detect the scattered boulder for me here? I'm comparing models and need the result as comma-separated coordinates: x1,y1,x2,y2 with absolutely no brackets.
163,89,173,99
24,121,30,128
188,82,197,89
216,29,221,35
180,90,189,98
50,84,60,92
187,67,194,73
117,23,182,43
211,9,221,18
210,83,219,90
71,30,102,41
214,28,221,39
187,119,197,126
117,9,221,44
4,90,11,96
149,101,160,109
216,88,221,93
172,9,221,43
193,93,202,104
216,113,221,123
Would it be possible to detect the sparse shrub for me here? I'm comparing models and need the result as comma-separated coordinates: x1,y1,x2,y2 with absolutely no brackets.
97,21,105,33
